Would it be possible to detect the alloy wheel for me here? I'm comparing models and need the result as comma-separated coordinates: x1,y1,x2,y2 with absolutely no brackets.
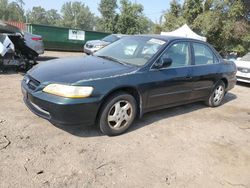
107,100,133,130
213,85,224,106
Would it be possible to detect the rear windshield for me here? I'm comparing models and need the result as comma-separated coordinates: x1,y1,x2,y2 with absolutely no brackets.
102,35,119,43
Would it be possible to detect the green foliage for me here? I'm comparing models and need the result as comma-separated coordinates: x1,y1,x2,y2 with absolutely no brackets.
116,0,149,34
153,23,163,34
7,2,25,21
98,0,118,32
183,0,203,24
0,0,24,21
46,9,62,26
163,0,186,31
203,0,213,11
0,0,153,34
161,0,250,55
27,6,48,25
97,0,152,34
0,0,9,20
192,11,223,51
61,1,95,30
27,7,62,26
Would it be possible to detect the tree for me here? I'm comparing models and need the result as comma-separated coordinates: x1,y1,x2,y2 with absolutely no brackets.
116,0,149,34
163,0,186,31
98,0,118,32
242,0,250,20
160,0,249,55
27,6,48,24
61,1,95,30
193,0,249,54
46,9,61,26
0,0,25,21
153,23,163,34
15,0,24,8
183,0,203,24
192,10,223,52
0,0,10,20
7,1,25,21
203,0,213,11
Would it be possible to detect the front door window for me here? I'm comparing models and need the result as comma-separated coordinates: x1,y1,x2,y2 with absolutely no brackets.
160,42,190,68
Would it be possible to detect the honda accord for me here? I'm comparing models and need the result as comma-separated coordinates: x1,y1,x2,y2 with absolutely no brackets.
21,35,237,136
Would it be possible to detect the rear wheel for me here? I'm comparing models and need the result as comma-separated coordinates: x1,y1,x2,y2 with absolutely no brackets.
206,81,226,107
98,92,137,136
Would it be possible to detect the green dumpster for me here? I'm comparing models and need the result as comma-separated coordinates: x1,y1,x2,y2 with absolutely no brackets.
26,24,109,52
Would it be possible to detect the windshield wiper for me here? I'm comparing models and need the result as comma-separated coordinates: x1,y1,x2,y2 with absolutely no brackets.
96,55,130,66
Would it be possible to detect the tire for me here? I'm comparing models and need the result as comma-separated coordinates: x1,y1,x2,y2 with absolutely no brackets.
98,92,137,136
206,81,226,107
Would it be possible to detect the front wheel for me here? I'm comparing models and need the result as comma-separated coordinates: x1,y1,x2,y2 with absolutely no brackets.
98,92,137,136
206,81,226,107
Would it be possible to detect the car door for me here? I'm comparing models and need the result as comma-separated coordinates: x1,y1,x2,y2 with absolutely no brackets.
189,42,221,100
146,41,193,110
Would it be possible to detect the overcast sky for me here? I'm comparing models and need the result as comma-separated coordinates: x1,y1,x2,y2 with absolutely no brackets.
20,0,175,22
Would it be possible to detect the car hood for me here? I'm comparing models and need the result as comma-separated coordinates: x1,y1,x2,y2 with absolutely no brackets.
86,40,110,46
235,60,250,68
28,56,137,84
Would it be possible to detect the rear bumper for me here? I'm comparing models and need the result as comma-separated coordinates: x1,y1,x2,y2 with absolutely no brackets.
22,82,100,127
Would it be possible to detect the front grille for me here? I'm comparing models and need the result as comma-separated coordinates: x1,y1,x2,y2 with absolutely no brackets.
86,44,93,48
238,67,250,73
27,76,40,91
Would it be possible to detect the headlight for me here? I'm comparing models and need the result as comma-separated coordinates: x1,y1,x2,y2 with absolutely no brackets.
95,45,105,49
43,84,93,98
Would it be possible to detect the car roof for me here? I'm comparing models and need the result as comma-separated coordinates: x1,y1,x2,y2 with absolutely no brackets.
133,34,207,43
111,34,128,38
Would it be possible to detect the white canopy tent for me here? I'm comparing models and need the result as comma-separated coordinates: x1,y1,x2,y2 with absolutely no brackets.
161,24,207,42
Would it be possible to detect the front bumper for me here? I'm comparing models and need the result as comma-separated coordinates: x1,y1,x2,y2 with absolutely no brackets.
83,48,95,55
236,71,250,83
22,81,100,127
83,46,102,55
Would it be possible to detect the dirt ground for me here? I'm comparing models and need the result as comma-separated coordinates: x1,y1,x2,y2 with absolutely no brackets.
0,51,250,188
39,51,84,59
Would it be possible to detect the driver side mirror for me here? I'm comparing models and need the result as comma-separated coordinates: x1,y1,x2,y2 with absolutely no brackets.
154,57,172,69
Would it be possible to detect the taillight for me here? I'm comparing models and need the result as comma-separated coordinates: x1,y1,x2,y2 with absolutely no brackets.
31,37,42,41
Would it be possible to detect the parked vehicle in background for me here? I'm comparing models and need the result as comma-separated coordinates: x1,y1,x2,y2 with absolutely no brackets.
22,35,237,136
0,21,38,72
84,34,127,54
235,52,250,83
224,53,237,62
24,32,44,55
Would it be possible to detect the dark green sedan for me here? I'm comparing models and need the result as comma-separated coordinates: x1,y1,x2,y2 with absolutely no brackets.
22,35,237,136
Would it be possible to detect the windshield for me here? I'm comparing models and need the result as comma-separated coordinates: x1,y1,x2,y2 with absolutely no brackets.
102,35,119,43
241,53,250,61
94,36,166,66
